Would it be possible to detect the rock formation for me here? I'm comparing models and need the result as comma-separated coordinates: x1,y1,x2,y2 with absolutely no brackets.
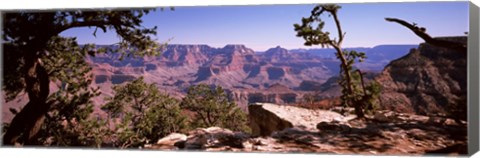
161,44,212,66
65,43,425,113
375,36,467,118
145,103,467,155
247,103,352,136
145,133,187,150
80,44,345,110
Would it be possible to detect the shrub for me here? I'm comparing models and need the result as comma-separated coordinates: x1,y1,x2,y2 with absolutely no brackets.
180,84,250,133
101,77,187,148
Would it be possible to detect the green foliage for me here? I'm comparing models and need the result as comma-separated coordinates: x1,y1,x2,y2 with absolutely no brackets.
101,77,187,148
77,118,109,148
361,80,382,115
3,10,162,98
33,36,102,146
294,4,381,117
2,9,168,145
293,4,341,47
337,50,365,106
180,84,250,133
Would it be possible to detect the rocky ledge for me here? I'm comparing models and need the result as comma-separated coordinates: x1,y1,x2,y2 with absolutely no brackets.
144,103,467,156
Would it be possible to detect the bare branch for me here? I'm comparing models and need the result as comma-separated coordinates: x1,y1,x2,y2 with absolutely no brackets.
331,12,345,46
56,21,108,35
385,17,466,52
385,18,433,42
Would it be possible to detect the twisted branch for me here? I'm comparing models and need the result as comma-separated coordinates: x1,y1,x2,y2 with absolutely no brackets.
385,17,466,52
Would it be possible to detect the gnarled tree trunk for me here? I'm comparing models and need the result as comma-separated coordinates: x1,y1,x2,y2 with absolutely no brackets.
3,49,51,146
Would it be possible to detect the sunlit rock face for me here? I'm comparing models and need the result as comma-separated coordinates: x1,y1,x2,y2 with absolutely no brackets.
375,36,467,117
145,103,467,155
247,103,349,136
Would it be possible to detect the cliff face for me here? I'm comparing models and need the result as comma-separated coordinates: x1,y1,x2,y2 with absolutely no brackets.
161,44,213,66
84,45,343,109
375,37,467,117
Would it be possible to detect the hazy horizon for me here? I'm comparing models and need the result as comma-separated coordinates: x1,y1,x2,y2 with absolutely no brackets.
90,43,420,52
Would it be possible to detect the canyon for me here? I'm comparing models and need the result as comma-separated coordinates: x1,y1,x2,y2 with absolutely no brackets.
3,37,466,124
1,37,468,155
85,44,417,111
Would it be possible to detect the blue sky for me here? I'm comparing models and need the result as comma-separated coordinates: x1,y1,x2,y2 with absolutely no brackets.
61,1,469,51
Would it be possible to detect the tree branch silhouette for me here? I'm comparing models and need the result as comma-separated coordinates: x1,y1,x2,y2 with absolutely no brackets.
385,17,466,52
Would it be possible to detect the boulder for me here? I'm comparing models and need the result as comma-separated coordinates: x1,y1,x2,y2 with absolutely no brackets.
156,133,187,145
184,127,250,150
156,133,187,149
248,103,350,136
248,103,293,136
145,109,467,155
144,133,187,150
373,111,398,123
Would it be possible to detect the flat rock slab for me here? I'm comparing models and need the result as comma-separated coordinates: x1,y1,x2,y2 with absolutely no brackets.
248,103,354,136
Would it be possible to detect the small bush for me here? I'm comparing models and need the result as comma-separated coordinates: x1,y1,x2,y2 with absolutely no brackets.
101,77,187,148
181,84,250,133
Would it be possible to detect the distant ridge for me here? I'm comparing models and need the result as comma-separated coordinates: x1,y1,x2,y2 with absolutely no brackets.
289,44,418,60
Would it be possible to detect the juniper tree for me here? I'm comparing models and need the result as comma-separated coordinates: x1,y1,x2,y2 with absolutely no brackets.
2,9,164,145
3,36,103,146
36,36,103,146
294,4,381,118
101,77,187,149
180,84,250,133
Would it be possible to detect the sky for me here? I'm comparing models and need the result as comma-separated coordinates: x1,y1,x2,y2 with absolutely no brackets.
61,1,469,51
